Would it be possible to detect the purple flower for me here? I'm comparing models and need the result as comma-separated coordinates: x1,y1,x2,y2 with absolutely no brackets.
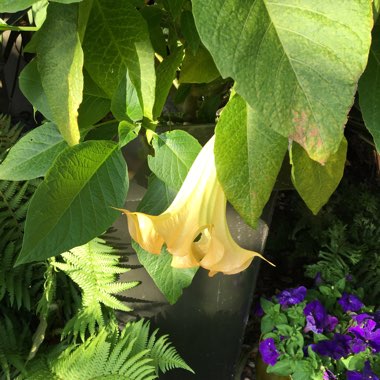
259,338,280,366
304,300,338,334
312,333,352,359
349,318,380,353
277,286,307,308
315,272,323,286
253,301,264,317
323,369,337,380
338,293,363,312
346,361,379,380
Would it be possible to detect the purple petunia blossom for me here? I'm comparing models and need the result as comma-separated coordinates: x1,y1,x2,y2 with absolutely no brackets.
315,272,323,286
277,286,307,308
323,369,337,380
349,318,380,353
338,293,363,312
346,361,380,380
312,334,352,360
259,338,280,366
303,300,338,334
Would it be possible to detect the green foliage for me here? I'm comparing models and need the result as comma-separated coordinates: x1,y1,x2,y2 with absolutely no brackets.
290,138,347,214
0,123,67,181
0,118,42,309
0,120,191,378
296,183,380,307
192,0,372,162
17,140,129,265
54,238,139,340
147,130,201,191
24,320,192,380
358,19,380,151
0,314,31,379
35,2,83,146
215,94,288,227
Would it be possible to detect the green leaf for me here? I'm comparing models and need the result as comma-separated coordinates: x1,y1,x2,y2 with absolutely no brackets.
78,95,111,130
180,10,201,54
19,59,53,121
148,130,201,191
36,2,83,146
133,175,197,304
192,0,372,162
140,6,167,58
51,0,83,3
0,0,38,11
0,123,68,181
118,121,141,148
153,46,184,120
374,0,380,21
111,72,143,122
292,360,320,380
266,358,293,375
163,0,184,19
179,45,220,84
133,242,197,304
16,141,128,265
290,138,347,214
359,20,380,152
83,0,156,120
215,94,288,227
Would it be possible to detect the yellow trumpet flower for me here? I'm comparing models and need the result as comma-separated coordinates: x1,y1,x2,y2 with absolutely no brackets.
120,135,270,276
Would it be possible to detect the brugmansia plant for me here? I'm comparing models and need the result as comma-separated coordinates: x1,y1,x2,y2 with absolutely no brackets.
0,0,379,365
0,118,192,378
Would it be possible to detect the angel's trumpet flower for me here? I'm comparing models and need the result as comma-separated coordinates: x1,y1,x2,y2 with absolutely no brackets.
120,135,271,276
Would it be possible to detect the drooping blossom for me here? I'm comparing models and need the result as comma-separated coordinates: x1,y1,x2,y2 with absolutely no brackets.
312,333,352,359
349,318,380,353
304,300,338,334
346,361,380,380
259,338,280,366
277,286,307,308
338,293,363,312
119,136,272,276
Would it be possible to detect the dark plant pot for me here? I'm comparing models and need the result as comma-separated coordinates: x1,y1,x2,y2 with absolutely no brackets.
112,181,275,380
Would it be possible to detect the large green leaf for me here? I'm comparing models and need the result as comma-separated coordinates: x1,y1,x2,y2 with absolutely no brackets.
215,94,288,227
78,95,110,130
134,175,197,304
148,130,201,191
163,0,184,19
16,141,128,265
19,59,53,121
36,2,83,146
111,71,143,122
179,45,220,84
153,46,184,120
192,0,372,162
134,243,197,305
0,123,68,181
359,20,380,152
290,138,347,215
83,0,156,120
0,0,38,11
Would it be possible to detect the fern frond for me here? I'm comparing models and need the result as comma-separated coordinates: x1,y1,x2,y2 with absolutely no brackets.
53,238,139,340
127,320,194,376
25,327,157,380
0,115,22,160
0,313,31,379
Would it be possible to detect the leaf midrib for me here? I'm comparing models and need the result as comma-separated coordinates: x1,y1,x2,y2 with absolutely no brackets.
23,142,118,257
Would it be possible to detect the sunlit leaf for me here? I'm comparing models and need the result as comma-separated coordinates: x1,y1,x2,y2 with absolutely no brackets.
193,0,372,162
215,94,287,227
16,141,128,265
